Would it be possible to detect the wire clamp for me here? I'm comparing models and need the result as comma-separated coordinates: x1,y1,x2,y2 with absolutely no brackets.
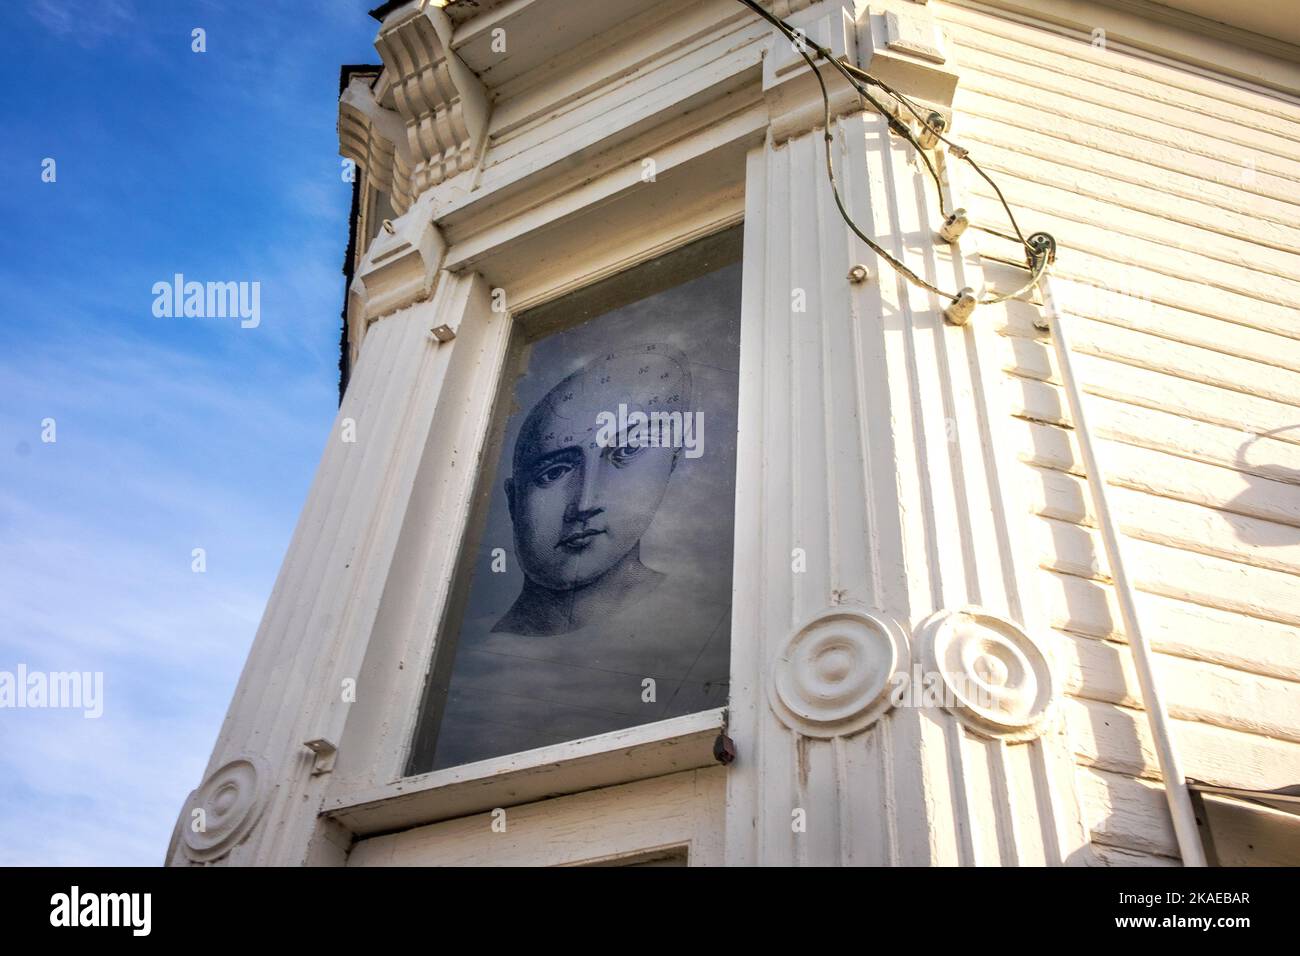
917,111,946,150
944,288,977,326
1026,232,1057,271
939,209,969,243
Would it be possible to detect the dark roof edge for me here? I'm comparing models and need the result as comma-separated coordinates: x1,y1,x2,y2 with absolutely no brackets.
339,63,382,98
337,63,382,402
339,175,362,405
368,0,407,21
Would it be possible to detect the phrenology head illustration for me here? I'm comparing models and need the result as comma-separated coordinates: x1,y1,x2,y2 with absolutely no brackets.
504,345,693,591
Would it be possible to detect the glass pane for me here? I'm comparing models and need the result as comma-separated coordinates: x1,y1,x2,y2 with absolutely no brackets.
408,229,742,774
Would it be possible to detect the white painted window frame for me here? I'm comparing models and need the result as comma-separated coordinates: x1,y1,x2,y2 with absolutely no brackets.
321,104,761,840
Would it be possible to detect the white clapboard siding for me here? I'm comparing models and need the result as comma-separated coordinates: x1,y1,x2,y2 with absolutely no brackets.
1012,380,1300,483
999,333,1055,383
1034,515,1110,581
1009,416,1081,475
965,191,1300,309
940,4,1300,126
1043,245,1300,341
998,305,1300,416
1038,515,1300,627
1011,419,1300,528
956,89,1300,211
1038,569,1300,682
1009,376,1072,427
1027,469,1300,574
964,172,1300,284
964,135,1300,253
1066,698,1300,789
1041,279,1300,372
1060,632,1300,743
1126,537,1300,628
946,7,1300,137
1079,767,1180,859
956,64,1300,181
953,44,1300,162
942,1,1300,862
348,768,725,867
961,113,1300,231
1092,845,1181,866
1005,341,1300,444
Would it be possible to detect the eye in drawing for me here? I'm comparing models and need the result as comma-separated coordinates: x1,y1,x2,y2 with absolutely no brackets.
608,443,646,466
532,461,573,487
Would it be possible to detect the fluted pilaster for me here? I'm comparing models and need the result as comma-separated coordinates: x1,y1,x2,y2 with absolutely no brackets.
725,2,1088,862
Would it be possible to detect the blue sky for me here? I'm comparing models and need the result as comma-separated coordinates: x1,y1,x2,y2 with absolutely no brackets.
0,1,380,865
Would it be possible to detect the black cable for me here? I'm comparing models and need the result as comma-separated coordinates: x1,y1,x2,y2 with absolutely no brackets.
734,0,1051,305
737,0,951,296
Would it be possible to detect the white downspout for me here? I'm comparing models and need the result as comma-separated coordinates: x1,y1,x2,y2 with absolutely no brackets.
1039,274,1207,867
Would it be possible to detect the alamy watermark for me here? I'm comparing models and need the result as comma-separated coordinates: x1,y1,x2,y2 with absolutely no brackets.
889,663,997,712
594,403,704,459
151,273,260,328
50,887,150,936
0,665,103,718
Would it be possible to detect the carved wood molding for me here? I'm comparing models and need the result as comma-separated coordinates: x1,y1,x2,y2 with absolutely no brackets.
176,756,271,864
349,189,447,329
339,3,491,219
374,4,490,200
340,76,416,216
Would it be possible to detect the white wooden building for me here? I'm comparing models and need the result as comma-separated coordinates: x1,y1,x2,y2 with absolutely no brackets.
168,0,1300,866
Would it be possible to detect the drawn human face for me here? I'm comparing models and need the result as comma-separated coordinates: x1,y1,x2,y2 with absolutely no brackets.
506,349,690,590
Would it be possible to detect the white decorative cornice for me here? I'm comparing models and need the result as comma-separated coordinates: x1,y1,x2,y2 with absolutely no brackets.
374,3,491,199
339,76,416,215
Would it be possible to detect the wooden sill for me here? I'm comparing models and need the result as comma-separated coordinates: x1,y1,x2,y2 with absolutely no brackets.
322,707,728,838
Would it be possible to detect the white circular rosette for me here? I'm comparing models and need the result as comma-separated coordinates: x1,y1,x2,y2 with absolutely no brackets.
770,607,910,737
180,755,270,863
917,607,1058,741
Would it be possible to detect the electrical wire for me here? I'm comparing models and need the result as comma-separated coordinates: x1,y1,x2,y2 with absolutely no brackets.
735,0,1052,307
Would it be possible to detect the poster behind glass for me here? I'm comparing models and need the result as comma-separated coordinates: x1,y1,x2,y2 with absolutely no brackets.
411,241,741,773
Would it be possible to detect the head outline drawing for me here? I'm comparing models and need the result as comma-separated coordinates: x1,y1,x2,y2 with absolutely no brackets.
503,343,693,594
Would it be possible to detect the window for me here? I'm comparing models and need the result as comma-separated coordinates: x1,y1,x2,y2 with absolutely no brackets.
407,227,743,774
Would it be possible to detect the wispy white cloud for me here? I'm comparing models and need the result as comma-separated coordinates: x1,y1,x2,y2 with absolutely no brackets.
29,0,135,47
2,0,376,867
0,706,215,867
0,315,332,865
